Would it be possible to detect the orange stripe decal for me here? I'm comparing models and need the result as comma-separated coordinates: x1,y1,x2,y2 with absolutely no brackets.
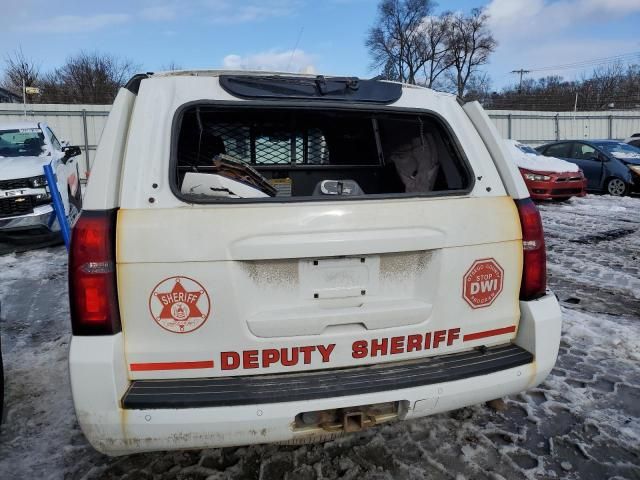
130,360,214,371
463,325,517,342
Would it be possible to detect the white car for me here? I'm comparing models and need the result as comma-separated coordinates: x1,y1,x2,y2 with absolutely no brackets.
68,71,562,455
0,121,82,236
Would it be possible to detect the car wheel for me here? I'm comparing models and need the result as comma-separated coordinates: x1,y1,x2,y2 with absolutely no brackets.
606,177,628,196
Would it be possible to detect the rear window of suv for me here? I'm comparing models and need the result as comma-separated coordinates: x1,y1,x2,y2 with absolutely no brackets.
171,105,472,202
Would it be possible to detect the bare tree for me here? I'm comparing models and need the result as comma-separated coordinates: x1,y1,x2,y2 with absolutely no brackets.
160,61,183,71
490,63,640,111
582,63,625,110
366,0,436,84
419,13,454,88
445,8,496,98
2,47,41,97
41,51,139,104
462,71,492,103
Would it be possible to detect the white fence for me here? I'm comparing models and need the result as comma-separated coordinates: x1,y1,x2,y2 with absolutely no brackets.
487,109,640,146
2,103,640,180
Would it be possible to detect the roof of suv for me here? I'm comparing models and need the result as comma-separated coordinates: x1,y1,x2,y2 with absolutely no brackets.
149,69,408,85
131,70,442,104
153,69,319,78
133,70,446,94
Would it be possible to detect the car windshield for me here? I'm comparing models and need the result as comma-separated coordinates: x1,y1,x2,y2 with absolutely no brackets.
515,143,539,155
599,142,640,160
0,128,46,157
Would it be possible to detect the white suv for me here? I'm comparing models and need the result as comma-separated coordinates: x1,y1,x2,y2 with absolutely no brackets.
68,71,561,455
0,121,82,236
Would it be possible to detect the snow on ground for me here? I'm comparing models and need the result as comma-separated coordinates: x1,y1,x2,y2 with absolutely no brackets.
1,195,639,480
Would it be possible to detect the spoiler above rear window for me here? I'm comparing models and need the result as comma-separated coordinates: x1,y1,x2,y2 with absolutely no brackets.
219,75,403,104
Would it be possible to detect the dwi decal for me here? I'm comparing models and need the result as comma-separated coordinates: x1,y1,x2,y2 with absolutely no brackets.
149,276,211,333
463,258,504,308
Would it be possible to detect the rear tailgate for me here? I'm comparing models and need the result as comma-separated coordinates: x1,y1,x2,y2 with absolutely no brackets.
117,195,522,379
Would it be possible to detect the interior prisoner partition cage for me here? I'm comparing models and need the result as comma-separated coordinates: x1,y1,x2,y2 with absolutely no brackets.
172,105,473,202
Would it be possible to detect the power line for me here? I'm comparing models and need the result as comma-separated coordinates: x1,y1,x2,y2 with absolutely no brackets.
526,51,640,73
511,69,530,92
286,27,304,72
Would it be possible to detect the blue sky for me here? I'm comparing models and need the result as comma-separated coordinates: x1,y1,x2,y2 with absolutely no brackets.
2,0,640,90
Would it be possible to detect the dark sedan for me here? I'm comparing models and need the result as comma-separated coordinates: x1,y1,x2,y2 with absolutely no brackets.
536,140,640,196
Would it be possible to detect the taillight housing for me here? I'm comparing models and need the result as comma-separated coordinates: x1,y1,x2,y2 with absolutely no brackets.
515,198,547,300
69,209,121,335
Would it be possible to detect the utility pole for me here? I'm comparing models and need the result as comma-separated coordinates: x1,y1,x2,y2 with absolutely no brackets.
511,69,530,93
22,79,26,118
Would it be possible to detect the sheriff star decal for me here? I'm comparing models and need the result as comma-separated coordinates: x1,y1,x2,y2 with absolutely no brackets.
149,276,211,333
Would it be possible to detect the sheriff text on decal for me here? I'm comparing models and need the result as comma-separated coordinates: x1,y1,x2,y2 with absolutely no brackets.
219,328,462,370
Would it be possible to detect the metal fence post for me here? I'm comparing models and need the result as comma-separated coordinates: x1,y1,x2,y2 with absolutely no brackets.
608,115,613,139
81,109,90,175
555,113,560,140
507,114,512,139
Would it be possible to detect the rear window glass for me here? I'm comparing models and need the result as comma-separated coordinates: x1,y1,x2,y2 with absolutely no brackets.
172,106,471,202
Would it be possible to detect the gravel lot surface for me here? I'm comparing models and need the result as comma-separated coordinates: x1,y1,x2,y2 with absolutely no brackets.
0,194,638,480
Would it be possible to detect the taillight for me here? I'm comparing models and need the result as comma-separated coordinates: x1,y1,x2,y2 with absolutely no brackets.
515,198,547,300
69,209,121,335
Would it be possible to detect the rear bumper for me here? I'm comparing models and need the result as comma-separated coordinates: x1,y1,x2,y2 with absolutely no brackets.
0,204,59,232
69,293,562,456
123,344,533,409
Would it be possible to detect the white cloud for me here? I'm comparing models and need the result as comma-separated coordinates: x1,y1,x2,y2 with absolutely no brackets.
19,13,131,33
5,0,299,36
222,49,316,74
203,0,298,24
487,0,640,39
485,0,640,87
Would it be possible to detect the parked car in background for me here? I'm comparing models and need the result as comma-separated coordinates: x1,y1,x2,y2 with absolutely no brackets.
0,122,83,238
624,133,640,148
536,140,640,196
504,140,586,201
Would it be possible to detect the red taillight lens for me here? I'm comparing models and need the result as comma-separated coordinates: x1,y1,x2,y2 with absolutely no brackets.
515,198,547,300
69,209,121,335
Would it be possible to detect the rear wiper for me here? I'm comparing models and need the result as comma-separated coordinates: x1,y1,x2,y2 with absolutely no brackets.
314,75,359,96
